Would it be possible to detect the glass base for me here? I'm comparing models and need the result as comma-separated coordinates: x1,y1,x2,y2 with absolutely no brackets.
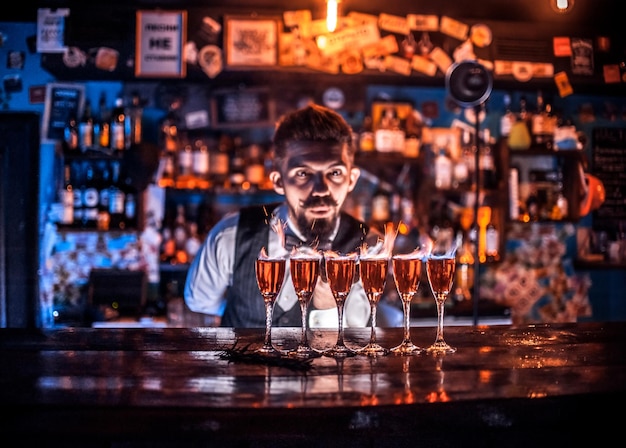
425,341,456,355
390,341,423,355
323,344,356,358
288,345,322,359
255,345,283,357
357,343,390,357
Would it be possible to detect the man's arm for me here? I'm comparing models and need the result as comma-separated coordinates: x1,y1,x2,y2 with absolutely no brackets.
184,213,238,316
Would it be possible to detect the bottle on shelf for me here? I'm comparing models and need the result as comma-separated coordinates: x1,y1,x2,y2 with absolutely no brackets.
127,91,143,147
358,116,375,153
192,139,210,187
71,160,84,226
485,212,500,263
156,100,181,188
434,138,453,190
453,231,474,302
64,115,79,152
184,222,202,261
211,134,232,188
59,163,74,226
499,93,516,139
531,90,556,150
228,136,246,191
369,184,392,234
81,161,100,229
78,99,95,151
96,160,111,231
96,92,111,150
173,204,189,264
108,160,126,229
244,143,266,190
177,143,194,186
110,96,127,152
479,129,497,190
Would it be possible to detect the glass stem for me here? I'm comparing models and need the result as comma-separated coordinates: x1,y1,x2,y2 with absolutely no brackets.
299,298,309,347
369,297,377,343
336,301,345,346
401,294,412,344
264,301,274,348
435,294,446,344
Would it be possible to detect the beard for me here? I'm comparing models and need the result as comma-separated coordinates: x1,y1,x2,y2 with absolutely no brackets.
294,195,339,244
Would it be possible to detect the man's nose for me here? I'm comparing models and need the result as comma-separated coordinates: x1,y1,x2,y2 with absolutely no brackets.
311,173,329,194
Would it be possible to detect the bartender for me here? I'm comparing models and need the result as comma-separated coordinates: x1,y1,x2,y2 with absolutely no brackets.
184,103,381,328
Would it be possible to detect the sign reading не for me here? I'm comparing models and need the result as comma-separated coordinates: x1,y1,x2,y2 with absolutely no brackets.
136,10,187,77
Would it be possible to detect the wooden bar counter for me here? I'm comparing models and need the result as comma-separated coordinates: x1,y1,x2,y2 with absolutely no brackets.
1,322,625,447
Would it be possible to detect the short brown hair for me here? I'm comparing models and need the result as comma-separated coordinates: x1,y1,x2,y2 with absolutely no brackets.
272,103,354,163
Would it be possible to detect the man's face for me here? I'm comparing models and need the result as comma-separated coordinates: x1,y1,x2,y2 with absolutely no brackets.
270,142,360,242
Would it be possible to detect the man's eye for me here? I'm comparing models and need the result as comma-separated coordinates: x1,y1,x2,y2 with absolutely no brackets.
295,170,310,178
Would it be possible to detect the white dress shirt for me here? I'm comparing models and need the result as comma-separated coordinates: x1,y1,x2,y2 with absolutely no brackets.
184,204,371,328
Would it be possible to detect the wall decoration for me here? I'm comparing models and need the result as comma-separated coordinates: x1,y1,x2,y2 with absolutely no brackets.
224,16,280,67
41,82,84,142
136,10,187,78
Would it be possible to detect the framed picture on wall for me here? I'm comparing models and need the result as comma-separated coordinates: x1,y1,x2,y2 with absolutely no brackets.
224,15,280,67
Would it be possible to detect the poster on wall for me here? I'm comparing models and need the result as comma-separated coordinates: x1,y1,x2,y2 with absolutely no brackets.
36,8,69,53
41,82,84,143
135,10,187,78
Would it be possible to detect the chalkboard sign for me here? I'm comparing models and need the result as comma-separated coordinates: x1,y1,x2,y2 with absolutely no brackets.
591,127,626,234
210,88,274,128
42,83,85,142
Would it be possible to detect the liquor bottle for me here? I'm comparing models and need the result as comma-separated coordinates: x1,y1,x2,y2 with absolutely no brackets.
192,140,210,185
127,91,143,146
160,227,176,264
122,168,138,229
64,115,79,152
81,161,99,228
369,184,391,233
59,164,74,226
211,134,232,188
531,90,556,150
71,160,84,226
173,205,189,264
358,116,375,153
479,130,497,190
177,143,193,182
184,222,202,261
96,92,110,150
499,93,516,138
434,142,453,190
78,99,95,151
108,160,126,229
110,96,127,152
453,231,474,302
485,214,500,262
228,143,246,191
96,160,111,231
244,143,266,190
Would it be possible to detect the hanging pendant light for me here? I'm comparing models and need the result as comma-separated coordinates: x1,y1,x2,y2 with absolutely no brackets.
326,0,340,32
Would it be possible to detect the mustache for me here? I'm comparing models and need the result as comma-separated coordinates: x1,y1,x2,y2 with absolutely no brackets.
301,196,338,208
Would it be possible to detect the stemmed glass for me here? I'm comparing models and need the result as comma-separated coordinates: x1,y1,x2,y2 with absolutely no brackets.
356,254,390,356
425,248,457,355
390,252,423,355
288,249,323,359
255,248,286,356
322,251,358,358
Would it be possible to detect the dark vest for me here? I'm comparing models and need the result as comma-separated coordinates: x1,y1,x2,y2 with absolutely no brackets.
221,203,374,327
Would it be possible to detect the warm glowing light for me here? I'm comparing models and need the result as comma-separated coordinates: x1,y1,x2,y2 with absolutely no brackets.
551,0,574,13
326,0,339,32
